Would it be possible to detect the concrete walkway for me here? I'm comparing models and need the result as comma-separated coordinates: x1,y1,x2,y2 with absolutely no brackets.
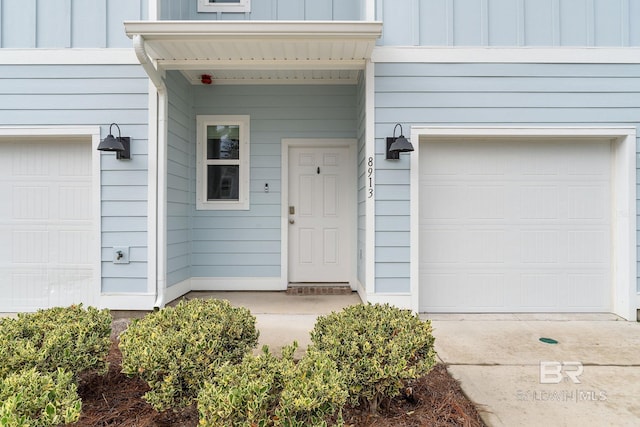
425,313,640,427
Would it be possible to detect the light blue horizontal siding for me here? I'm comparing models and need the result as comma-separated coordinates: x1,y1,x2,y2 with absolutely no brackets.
101,278,148,293
160,0,361,20
0,0,147,48
374,62,640,294
0,64,149,293
166,71,194,287
190,83,357,278
378,0,639,47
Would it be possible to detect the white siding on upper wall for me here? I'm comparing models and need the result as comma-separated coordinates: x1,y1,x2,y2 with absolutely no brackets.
0,0,148,48
374,62,640,293
378,0,639,47
191,84,357,278
0,64,150,293
160,0,362,20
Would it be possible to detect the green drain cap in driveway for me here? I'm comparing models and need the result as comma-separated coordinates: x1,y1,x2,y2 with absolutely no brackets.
539,337,559,344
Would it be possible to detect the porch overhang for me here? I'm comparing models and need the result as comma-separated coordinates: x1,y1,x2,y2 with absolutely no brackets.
124,21,383,85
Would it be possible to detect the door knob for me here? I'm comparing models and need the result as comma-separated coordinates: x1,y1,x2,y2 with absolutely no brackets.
289,218,295,224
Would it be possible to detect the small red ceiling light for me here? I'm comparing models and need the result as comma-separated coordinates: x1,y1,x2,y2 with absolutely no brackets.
200,74,213,85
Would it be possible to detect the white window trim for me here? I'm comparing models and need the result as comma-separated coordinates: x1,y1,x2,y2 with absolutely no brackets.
196,115,250,210
197,0,251,13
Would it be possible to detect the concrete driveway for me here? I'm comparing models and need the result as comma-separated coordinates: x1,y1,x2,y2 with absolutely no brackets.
425,313,640,427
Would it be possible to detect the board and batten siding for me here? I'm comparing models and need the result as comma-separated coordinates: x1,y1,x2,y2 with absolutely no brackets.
0,64,150,293
160,0,361,21
374,62,640,293
166,72,194,287
191,84,357,278
0,0,148,48
378,0,640,47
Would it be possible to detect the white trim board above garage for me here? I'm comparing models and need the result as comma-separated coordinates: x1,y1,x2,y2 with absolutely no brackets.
409,127,637,320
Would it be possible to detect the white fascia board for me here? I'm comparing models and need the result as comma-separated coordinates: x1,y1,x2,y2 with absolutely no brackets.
0,126,101,136
182,76,359,85
372,47,640,63
411,126,638,138
162,59,366,71
0,49,139,65
125,20,383,39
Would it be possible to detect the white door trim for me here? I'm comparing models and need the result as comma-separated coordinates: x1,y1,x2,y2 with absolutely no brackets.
281,138,358,289
0,126,102,309
410,126,637,320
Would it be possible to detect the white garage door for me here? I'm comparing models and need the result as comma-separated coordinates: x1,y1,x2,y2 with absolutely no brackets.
0,139,95,311
420,138,611,312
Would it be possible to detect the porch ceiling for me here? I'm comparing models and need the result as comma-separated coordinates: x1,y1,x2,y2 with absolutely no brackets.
125,21,383,85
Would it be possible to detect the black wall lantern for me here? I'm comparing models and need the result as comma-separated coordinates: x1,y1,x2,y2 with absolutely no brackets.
97,123,130,160
386,123,414,160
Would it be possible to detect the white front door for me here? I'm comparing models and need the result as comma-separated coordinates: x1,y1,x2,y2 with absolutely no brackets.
288,145,352,283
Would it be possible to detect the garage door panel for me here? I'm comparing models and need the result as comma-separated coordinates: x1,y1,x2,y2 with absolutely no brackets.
468,185,507,219
465,230,508,263
519,186,560,219
568,143,611,176
59,185,92,220
422,274,460,307
421,229,462,264
568,186,608,219
567,274,608,308
520,274,560,308
464,273,507,307
12,230,49,263
521,231,560,263
568,231,609,264
13,186,50,219
421,185,464,219
420,138,612,312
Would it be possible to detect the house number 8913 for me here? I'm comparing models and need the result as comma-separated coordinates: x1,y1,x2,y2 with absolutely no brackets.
367,157,374,198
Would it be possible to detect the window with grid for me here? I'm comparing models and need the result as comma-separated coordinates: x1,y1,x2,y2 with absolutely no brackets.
196,115,250,210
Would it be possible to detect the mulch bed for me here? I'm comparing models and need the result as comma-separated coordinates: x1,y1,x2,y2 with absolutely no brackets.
70,339,486,427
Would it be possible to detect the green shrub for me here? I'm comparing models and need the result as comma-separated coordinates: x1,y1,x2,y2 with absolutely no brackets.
198,343,346,427
275,348,347,427
197,347,284,427
0,305,112,380
309,303,436,413
0,368,82,427
119,298,259,411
